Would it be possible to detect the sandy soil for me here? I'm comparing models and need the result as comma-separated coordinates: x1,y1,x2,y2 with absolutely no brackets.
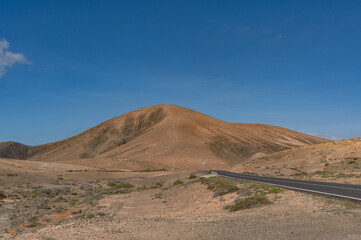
242,139,361,183
1,160,361,240
4,185,361,240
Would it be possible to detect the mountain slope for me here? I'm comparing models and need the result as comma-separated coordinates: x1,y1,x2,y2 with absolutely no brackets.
0,142,44,160
245,138,361,176
0,105,328,170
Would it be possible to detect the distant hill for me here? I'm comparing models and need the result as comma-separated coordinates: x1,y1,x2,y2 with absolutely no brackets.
0,104,328,170
244,138,361,176
0,142,41,160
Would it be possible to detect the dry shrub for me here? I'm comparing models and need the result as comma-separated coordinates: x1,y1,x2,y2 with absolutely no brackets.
229,195,272,211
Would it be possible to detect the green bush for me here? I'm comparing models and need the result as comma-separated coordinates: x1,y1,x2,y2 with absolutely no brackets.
267,188,283,194
150,182,163,189
107,181,133,189
229,195,272,212
105,188,130,195
201,177,239,196
69,199,79,206
188,174,197,180
96,212,106,217
0,190,6,200
135,168,166,172
237,188,252,196
247,183,283,195
336,173,355,178
173,180,183,186
152,193,163,199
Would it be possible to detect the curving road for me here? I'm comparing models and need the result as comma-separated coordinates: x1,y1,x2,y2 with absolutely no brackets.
215,170,361,201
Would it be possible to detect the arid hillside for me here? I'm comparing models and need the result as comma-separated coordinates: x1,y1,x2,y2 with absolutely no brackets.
0,142,35,160
0,105,328,170
244,138,361,179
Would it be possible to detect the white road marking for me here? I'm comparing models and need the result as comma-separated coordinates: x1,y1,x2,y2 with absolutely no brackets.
217,172,361,201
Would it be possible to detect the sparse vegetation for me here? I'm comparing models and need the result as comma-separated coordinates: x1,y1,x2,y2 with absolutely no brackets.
236,188,252,196
69,199,79,207
200,177,284,213
1,178,140,234
229,195,272,212
42,236,56,240
201,177,239,196
290,167,309,178
267,188,283,194
173,180,183,186
247,183,283,195
134,168,166,172
96,212,106,217
336,173,356,178
188,174,197,180
0,190,6,200
107,181,133,189
149,182,163,189
312,170,334,178
152,192,163,199
207,135,244,163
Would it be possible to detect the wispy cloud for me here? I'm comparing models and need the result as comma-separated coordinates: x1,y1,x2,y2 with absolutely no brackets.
310,133,341,141
351,132,361,139
0,39,31,79
274,34,283,40
223,24,250,32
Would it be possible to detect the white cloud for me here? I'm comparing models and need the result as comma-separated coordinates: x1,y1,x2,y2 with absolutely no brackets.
351,132,361,139
275,34,283,40
223,24,250,32
0,39,31,79
309,133,341,141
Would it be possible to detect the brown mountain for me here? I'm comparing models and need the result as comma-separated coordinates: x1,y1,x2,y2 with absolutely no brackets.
0,105,328,170
0,142,38,160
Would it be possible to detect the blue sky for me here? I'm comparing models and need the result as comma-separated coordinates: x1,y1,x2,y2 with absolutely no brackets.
1,0,361,145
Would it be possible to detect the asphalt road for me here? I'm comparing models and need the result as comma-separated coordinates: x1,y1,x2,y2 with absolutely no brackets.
215,170,361,201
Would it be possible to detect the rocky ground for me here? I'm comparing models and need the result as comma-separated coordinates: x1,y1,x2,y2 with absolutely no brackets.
1,160,361,239
244,139,361,183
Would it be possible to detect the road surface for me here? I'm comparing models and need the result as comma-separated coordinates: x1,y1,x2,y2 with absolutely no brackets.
215,170,361,201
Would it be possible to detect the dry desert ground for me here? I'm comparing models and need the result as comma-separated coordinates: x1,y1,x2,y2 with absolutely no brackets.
1,158,361,240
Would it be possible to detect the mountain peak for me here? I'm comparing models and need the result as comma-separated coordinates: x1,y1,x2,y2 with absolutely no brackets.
0,105,328,170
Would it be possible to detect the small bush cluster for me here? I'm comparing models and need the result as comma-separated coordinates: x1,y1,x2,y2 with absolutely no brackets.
247,183,283,195
336,173,356,178
173,180,183,186
152,192,163,199
31,186,70,198
201,177,239,196
107,181,133,189
135,168,166,172
236,188,252,197
188,174,197,180
150,182,163,189
0,190,6,200
229,195,272,212
103,181,134,196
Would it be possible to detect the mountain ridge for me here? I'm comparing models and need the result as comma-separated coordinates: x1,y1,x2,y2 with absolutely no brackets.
0,104,329,170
